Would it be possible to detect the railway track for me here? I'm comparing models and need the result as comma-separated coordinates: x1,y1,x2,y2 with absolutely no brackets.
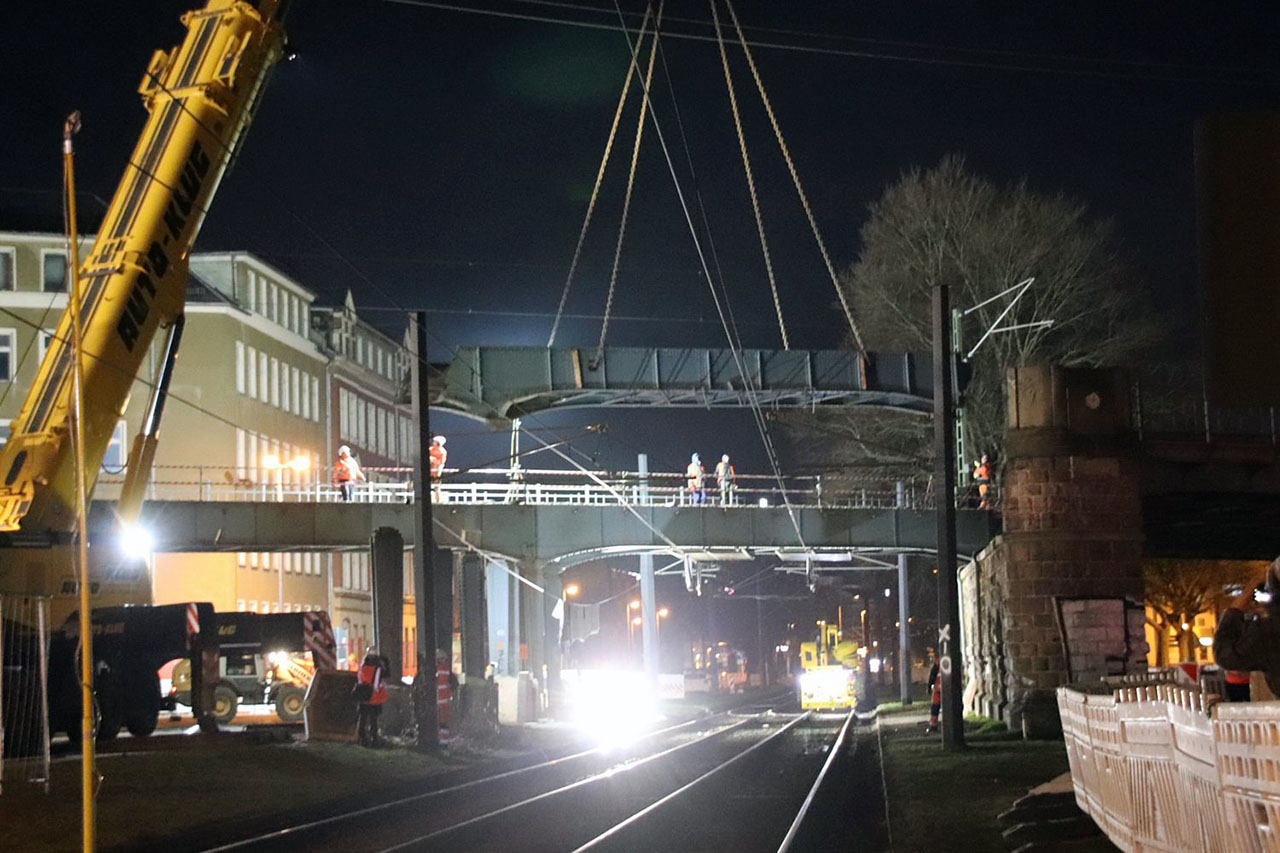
203,704,862,853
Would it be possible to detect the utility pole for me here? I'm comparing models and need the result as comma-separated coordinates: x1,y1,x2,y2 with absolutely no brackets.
897,482,911,705
410,312,439,750
637,454,658,691
932,285,965,750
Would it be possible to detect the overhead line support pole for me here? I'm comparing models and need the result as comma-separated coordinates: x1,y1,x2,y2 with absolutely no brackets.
932,285,965,750
411,312,439,750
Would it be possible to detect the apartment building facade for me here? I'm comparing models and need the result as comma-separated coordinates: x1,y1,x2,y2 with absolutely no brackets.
0,230,416,665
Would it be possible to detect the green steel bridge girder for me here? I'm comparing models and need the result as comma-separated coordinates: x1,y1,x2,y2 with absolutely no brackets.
431,347,934,422
92,501,998,568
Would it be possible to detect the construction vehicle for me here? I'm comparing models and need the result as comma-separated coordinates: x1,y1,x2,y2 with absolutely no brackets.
0,0,287,747
169,611,336,724
46,602,218,741
798,620,861,710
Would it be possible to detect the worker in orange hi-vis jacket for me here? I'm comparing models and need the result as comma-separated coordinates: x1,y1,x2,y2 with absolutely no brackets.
429,435,447,503
334,445,365,502
973,454,992,509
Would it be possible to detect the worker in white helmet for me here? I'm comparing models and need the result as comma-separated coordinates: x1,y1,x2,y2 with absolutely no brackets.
429,435,448,503
333,445,366,502
715,454,737,506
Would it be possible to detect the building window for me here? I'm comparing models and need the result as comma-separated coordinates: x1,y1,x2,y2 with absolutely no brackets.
38,329,56,362
245,271,256,312
0,329,16,381
235,341,246,394
257,277,267,317
248,600,258,613
311,377,320,423
280,363,290,413
0,248,14,291
42,251,67,293
258,352,268,402
339,389,349,438
100,420,127,473
270,357,280,407
246,346,257,398
291,366,301,415
236,599,246,612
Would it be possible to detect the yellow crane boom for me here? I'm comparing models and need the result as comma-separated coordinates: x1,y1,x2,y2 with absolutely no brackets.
0,1,284,537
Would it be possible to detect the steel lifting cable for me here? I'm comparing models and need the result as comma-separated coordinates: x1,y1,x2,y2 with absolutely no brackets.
606,2,809,553
723,0,867,354
547,4,655,348
710,0,789,351
593,1,664,368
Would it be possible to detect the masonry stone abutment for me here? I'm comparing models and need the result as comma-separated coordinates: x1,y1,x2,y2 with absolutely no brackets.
961,365,1148,737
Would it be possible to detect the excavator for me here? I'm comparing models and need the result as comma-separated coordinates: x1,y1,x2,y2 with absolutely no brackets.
798,620,862,710
0,0,290,747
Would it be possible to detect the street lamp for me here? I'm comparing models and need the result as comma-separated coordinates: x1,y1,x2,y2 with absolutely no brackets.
262,453,309,502
657,606,670,644
564,582,581,598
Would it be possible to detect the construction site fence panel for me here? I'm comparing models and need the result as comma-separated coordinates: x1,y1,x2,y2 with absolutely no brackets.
1,595,51,793
1057,684,1280,852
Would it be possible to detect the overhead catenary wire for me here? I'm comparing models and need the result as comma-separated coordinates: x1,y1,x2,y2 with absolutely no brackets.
722,0,865,353
382,0,1280,89
709,0,788,351
593,1,664,367
546,4,655,348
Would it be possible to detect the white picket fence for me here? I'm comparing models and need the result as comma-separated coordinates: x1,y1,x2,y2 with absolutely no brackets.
1058,684,1280,852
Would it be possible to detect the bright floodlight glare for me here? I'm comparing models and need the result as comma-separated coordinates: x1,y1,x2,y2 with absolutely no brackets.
564,668,658,751
119,523,155,558
631,616,642,626
658,606,669,618
262,454,280,469
564,583,581,597
629,600,640,610
288,455,310,472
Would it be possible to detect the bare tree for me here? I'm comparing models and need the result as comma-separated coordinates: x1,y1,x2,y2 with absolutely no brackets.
796,156,1164,480
1143,559,1264,665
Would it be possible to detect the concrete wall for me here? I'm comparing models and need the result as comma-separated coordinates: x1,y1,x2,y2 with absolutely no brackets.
961,366,1148,737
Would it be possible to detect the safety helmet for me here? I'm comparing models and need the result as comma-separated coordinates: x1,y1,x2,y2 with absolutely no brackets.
722,454,729,462
339,445,351,456
365,645,378,655
691,453,700,463
433,435,446,446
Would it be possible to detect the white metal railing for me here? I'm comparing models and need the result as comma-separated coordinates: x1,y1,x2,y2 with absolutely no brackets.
95,466,949,510
1057,683,1280,851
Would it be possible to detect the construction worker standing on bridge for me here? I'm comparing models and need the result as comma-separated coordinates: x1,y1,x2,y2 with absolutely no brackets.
687,453,706,505
334,445,365,502
429,435,447,503
716,454,737,506
973,454,992,509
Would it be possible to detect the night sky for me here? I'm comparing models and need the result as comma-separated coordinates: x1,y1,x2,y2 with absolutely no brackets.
5,0,1279,661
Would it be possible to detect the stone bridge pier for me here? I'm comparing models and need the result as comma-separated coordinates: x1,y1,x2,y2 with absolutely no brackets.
961,366,1148,737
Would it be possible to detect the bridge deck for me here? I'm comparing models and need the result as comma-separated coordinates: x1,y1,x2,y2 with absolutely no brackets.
90,500,997,565
434,347,934,422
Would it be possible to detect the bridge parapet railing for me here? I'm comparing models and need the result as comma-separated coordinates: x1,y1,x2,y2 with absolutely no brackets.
96,466,944,510
1132,382,1280,444
1057,682,1280,851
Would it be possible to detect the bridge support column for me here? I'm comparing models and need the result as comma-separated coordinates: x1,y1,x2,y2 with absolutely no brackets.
960,366,1147,738
485,559,517,677
458,551,487,681
540,568,562,711
371,526,405,679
